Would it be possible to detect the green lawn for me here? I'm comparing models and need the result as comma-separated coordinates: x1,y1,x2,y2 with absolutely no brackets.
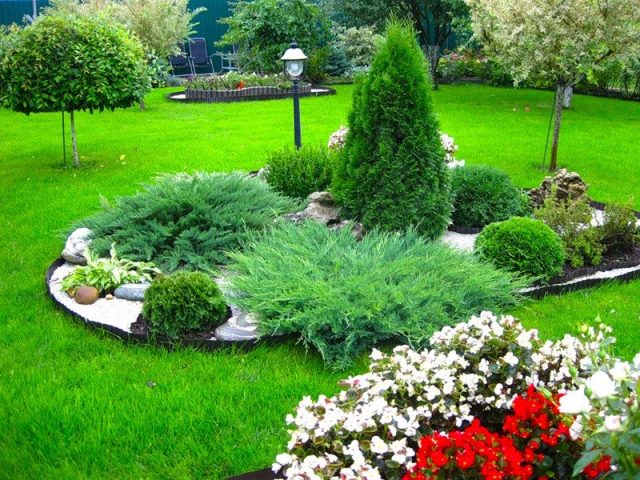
0,84,639,479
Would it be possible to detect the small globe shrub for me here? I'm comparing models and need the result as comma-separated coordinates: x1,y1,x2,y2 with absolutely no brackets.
451,165,529,228
143,272,227,338
601,200,640,254
265,147,335,199
476,217,566,281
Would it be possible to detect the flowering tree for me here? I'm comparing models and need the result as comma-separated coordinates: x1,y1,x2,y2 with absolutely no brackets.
466,0,640,171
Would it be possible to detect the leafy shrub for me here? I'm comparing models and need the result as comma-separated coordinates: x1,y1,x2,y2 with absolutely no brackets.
228,221,525,369
142,272,227,338
333,20,451,239
324,44,350,77
305,47,330,84
80,173,300,273
217,0,330,74
601,200,640,254
264,147,335,199
450,165,529,227
335,26,382,71
62,245,160,295
475,217,566,281
534,190,605,268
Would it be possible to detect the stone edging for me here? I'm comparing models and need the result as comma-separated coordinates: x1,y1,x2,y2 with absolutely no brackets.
46,257,272,352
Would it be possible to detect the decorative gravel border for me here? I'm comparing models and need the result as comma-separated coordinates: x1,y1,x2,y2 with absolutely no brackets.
46,257,268,351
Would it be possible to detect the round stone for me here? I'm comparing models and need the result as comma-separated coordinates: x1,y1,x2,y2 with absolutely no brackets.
75,286,99,305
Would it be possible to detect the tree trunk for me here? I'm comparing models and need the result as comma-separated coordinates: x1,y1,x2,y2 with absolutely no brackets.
549,83,566,171
139,99,146,110
70,110,80,167
427,45,440,89
563,85,573,109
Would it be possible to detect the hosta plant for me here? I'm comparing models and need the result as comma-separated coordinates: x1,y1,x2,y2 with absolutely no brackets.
62,245,160,295
273,312,604,479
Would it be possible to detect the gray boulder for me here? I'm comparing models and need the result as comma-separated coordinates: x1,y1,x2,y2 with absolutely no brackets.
114,283,150,302
329,221,366,241
62,228,92,265
283,191,340,225
215,306,259,341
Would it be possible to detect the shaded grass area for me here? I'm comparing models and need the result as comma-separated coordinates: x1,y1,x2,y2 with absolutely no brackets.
0,85,638,479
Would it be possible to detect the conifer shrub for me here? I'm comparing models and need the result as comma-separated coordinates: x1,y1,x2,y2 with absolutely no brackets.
80,173,300,272
475,217,566,282
264,147,335,199
332,20,451,239
450,165,529,228
143,271,227,338
228,221,525,369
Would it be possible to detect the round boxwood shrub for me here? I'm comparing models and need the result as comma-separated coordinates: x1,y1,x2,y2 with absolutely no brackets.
265,146,335,199
143,272,227,338
451,165,529,228
475,217,566,281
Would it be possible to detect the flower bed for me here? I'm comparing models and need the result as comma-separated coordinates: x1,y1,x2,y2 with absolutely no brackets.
265,313,640,479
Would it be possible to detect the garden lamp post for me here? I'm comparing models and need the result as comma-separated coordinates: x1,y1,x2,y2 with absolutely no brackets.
281,42,307,149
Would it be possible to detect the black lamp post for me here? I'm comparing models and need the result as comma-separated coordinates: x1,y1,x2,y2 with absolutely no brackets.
281,42,308,149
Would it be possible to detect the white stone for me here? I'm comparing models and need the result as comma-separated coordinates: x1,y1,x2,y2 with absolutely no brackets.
62,228,92,265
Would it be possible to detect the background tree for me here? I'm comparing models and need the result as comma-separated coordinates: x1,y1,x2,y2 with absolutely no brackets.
333,20,451,239
467,0,640,171
0,14,149,167
217,0,330,74
323,0,470,86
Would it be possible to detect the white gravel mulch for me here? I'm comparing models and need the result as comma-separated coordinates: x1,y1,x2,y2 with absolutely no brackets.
49,262,142,334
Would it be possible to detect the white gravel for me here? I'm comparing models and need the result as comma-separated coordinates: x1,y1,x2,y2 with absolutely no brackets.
441,230,477,251
49,262,142,334
522,263,640,294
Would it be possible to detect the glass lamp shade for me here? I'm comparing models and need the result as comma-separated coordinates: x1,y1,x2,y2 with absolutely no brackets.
281,43,308,78
285,60,305,78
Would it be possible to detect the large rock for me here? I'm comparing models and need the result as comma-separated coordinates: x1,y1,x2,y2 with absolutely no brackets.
215,306,259,341
75,286,99,305
283,191,340,225
528,169,589,208
62,228,92,265
329,221,366,241
114,283,150,302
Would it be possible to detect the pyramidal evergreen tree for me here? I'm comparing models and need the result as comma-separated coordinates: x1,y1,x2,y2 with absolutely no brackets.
333,20,451,239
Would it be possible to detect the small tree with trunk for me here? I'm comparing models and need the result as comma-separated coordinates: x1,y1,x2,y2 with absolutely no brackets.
467,0,640,171
333,19,451,239
0,14,149,167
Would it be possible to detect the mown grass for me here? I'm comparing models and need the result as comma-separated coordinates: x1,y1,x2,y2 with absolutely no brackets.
0,84,638,479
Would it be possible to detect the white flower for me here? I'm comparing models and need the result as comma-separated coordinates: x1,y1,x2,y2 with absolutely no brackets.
569,418,583,440
609,361,630,381
516,331,533,349
604,415,623,432
586,371,617,399
559,388,592,414
503,351,519,366
370,436,388,455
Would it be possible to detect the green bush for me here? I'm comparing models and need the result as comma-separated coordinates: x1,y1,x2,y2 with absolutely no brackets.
265,147,335,199
143,272,227,338
80,173,300,273
450,165,529,227
188,72,294,91
475,217,566,281
62,245,160,295
228,221,525,369
217,0,330,74
601,201,640,254
534,189,605,268
333,20,451,239
305,47,330,84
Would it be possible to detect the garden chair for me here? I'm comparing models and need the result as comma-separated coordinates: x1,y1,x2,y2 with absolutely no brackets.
169,44,193,77
217,45,240,73
188,37,215,76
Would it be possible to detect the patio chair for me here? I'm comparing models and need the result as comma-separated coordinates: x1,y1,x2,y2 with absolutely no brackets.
188,37,215,76
217,45,240,73
169,44,194,77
